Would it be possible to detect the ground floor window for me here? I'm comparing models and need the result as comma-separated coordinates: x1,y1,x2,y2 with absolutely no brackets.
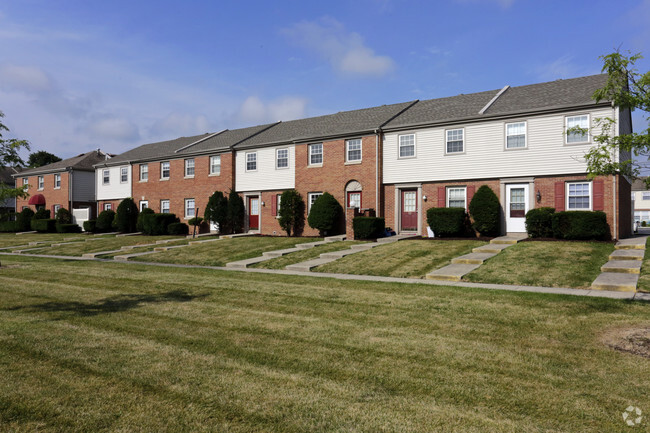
447,187,466,208
161,200,170,213
308,192,323,213
185,199,195,218
103,203,112,211
567,182,591,210
635,211,650,223
347,191,362,208
140,201,148,211
53,204,61,214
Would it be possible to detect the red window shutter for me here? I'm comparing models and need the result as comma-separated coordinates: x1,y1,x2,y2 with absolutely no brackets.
554,182,565,211
593,179,604,211
438,187,446,208
466,185,475,205
51,205,55,216
271,195,277,217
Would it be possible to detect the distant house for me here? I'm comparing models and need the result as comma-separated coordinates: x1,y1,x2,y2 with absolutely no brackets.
631,177,650,224
0,166,23,214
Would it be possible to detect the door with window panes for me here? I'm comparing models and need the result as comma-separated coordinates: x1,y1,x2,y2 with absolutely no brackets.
506,184,529,233
400,190,418,231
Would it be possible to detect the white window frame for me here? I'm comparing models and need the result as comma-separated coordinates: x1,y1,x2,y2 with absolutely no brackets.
505,121,527,149
210,155,221,175
246,152,257,172
53,204,61,214
102,169,110,185
103,203,112,211
566,114,590,144
185,198,195,219
643,192,650,201
160,199,170,214
346,139,362,162
140,164,148,182
140,200,148,211
309,143,323,165
308,192,323,214
276,148,289,169
184,158,195,177
161,161,170,179
37,176,44,190
398,134,416,158
566,181,592,211
120,166,128,183
446,187,467,209
276,194,282,217
54,174,61,189
445,128,464,154
22,178,28,192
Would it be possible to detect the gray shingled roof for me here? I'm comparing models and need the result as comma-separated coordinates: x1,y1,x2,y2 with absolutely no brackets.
0,167,21,185
631,177,648,191
235,101,416,149
175,123,277,156
16,151,107,176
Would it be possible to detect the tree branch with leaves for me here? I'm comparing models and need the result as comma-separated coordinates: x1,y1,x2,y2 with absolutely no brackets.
0,111,30,203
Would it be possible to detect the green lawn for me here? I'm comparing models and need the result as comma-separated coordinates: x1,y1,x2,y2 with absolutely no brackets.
0,255,648,432
99,236,220,259
0,233,92,249
635,237,650,293
464,241,615,289
27,235,181,256
251,240,368,269
133,236,320,267
315,239,487,279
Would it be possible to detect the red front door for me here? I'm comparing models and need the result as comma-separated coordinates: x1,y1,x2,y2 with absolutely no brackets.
401,190,418,231
248,196,259,230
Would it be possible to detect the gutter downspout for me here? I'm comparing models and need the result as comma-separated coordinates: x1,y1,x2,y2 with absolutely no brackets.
68,169,73,213
613,175,618,240
375,131,380,217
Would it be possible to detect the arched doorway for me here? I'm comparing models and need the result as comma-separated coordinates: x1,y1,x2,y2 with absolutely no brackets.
345,180,362,209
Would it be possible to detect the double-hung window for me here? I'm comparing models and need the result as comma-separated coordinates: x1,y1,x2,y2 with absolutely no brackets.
37,176,44,190
246,152,257,171
276,148,289,169
643,192,650,201
140,201,148,211
446,129,464,154
120,167,128,183
210,155,221,175
346,139,362,162
566,115,589,144
276,194,282,215
54,174,61,188
567,182,591,210
103,169,110,185
104,203,112,211
399,134,415,158
22,178,28,191
308,192,323,213
161,161,170,179
184,158,195,177
505,122,526,149
185,198,195,218
160,200,170,213
53,204,61,214
140,164,148,181
447,187,467,208
309,143,323,165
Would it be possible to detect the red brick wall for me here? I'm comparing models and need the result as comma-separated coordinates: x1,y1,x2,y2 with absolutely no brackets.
295,135,378,237
132,153,233,224
16,172,70,214
256,190,288,235
97,200,121,215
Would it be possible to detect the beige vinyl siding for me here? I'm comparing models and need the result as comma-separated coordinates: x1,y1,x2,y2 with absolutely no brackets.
383,107,615,184
72,171,97,202
96,165,132,201
235,145,295,192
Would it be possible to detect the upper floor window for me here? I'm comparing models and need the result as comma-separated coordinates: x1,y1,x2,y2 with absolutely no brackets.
161,199,170,213
22,178,28,191
210,155,221,175
120,167,128,183
276,148,289,169
346,139,362,162
309,143,323,165
446,129,464,154
308,192,323,213
399,134,415,158
37,176,44,190
447,187,467,208
567,182,591,210
566,115,589,144
246,152,257,171
506,122,526,149
102,169,110,185
54,174,61,189
185,158,195,177
140,164,148,181
185,198,195,218
161,161,170,179
643,192,650,200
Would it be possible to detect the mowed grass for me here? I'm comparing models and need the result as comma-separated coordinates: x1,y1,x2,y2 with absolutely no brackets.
133,236,320,267
99,236,220,259
464,241,615,289
27,235,181,256
315,239,487,279
0,256,648,432
635,237,650,293
0,232,90,249
251,240,368,269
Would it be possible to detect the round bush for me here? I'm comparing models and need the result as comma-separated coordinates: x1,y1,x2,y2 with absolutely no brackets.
115,198,139,233
137,208,154,233
426,207,467,237
167,222,189,235
278,189,305,237
83,220,97,233
468,185,500,236
204,191,228,233
96,210,116,233
33,208,50,220
525,207,555,238
307,192,343,236
16,208,34,232
55,207,72,225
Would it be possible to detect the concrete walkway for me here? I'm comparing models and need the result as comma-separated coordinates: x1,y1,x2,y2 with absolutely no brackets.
426,234,527,281
591,236,648,292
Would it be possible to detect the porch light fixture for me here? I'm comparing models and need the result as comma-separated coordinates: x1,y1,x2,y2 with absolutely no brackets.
536,190,541,203
261,201,265,207
423,195,427,202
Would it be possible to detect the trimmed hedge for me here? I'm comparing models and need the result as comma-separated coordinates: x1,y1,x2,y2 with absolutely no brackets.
96,210,116,233
353,217,385,240
551,211,610,240
31,218,56,233
307,192,343,236
168,222,189,235
33,208,51,220
83,220,97,233
142,213,179,235
15,208,34,232
0,221,16,232
137,208,154,233
56,223,82,233
525,207,555,238
468,185,500,236
427,207,467,237
55,208,72,225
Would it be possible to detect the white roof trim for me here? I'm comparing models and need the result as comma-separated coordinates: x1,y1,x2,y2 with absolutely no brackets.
479,85,510,115
174,130,227,153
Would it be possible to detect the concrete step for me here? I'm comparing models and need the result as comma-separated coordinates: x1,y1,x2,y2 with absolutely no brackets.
324,235,346,242
609,249,644,261
472,244,511,254
82,250,122,258
113,251,158,261
320,245,375,259
286,257,333,272
451,252,497,265
490,236,521,245
600,260,642,274
426,263,481,282
116,232,142,237
188,238,222,246
225,256,271,269
262,247,301,258
615,236,648,250
295,241,328,249
591,272,638,292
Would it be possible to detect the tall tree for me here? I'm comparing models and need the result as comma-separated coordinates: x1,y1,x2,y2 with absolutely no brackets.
278,189,305,237
28,150,62,168
204,190,228,234
582,51,650,186
0,111,30,203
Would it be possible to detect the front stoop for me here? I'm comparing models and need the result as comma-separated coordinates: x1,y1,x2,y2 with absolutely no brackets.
609,249,644,260
591,273,639,292
426,264,481,282
601,260,642,274
451,252,497,265
591,236,647,292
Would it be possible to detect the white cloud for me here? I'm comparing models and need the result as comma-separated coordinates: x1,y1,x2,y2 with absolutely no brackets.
0,64,52,93
282,17,395,77
237,96,308,124
84,116,140,142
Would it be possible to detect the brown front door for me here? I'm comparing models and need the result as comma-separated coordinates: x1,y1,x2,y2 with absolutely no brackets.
248,196,259,230
400,189,418,231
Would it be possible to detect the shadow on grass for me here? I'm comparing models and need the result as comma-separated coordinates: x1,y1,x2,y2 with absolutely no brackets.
5,290,208,316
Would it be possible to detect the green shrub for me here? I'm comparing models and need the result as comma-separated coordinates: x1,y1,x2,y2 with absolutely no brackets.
167,222,189,235
33,208,50,220
188,217,203,226
55,207,72,225
31,218,56,233
551,211,610,240
227,190,245,233
427,207,467,237
137,208,154,233
204,191,228,234
307,192,343,236
115,198,139,233
468,185,500,236
525,207,555,238
0,221,16,232
83,220,97,233
353,217,385,239
56,223,81,233
278,189,305,237
142,213,179,235
643,221,647,227
96,210,116,233
15,208,34,232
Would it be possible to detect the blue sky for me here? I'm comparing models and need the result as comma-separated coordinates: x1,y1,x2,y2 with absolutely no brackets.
0,0,648,159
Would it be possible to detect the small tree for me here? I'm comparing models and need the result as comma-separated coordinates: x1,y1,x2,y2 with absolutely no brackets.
55,207,72,224
204,190,228,233
278,189,305,236
115,198,139,233
307,192,343,236
96,209,116,233
0,111,30,207
15,208,34,232
227,190,245,233
27,150,61,168
468,185,500,236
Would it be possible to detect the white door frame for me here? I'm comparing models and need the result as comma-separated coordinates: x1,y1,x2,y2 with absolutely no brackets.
505,183,529,233
393,183,422,234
